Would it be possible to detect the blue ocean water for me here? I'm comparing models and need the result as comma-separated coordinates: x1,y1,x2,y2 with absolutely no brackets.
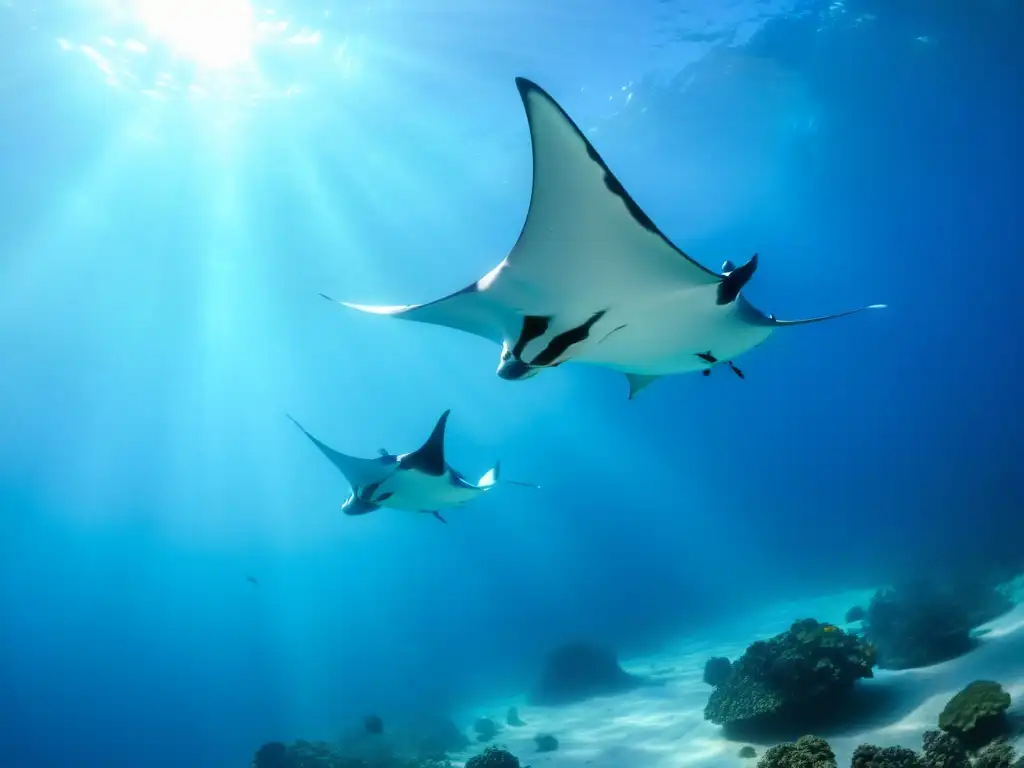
0,0,1021,766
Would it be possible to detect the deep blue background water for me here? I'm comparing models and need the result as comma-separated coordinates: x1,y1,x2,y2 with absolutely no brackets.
0,0,1021,766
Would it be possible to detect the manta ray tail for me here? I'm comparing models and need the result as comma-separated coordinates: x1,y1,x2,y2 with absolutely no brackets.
772,303,887,326
478,461,538,489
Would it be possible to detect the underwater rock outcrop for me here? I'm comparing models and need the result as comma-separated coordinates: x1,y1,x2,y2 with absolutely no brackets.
738,745,758,759
473,718,498,743
703,618,876,731
465,746,520,768
845,606,866,623
938,680,1012,749
704,656,732,687
863,584,973,670
253,741,289,768
505,707,524,727
528,641,644,705
863,578,1012,671
755,734,836,768
534,733,558,752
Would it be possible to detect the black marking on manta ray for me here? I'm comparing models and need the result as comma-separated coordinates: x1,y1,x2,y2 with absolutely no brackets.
514,315,552,359
514,78,721,282
530,310,607,367
376,491,393,502
599,324,627,344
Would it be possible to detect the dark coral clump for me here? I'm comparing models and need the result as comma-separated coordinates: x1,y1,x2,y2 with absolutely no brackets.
863,578,1012,671
755,734,835,768
846,606,867,623
920,729,969,768
253,741,290,768
938,680,1012,749
704,656,732,687
738,745,758,759
465,746,519,768
703,619,876,730
505,707,524,727
473,718,498,743
851,744,921,768
528,641,643,705
974,741,1019,768
534,733,558,752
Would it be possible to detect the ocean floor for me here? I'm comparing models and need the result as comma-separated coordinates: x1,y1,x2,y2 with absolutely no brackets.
455,588,1024,767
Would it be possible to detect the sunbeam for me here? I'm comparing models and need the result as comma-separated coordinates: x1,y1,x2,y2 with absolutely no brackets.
131,0,255,69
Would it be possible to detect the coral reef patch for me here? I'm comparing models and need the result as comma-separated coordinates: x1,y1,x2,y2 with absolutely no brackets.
703,619,876,733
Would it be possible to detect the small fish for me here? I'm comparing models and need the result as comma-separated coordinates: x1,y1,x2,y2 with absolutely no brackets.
364,714,384,735
822,624,837,633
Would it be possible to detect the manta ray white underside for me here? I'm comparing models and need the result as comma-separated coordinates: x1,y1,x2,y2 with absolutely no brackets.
324,78,885,398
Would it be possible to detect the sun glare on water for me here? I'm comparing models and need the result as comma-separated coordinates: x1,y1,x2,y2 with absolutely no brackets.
132,0,255,68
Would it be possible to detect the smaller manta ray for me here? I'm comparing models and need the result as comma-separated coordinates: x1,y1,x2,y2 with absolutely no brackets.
246,576,259,587
323,77,886,399
287,410,535,523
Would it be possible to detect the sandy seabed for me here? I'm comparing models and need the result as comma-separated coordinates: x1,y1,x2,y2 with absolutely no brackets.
454,588,1024,767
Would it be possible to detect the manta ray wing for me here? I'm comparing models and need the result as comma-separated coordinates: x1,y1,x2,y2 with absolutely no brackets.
287,415,396,490
488,78,723,313
333,77,722,336
398,409,450,477
321,285,513,347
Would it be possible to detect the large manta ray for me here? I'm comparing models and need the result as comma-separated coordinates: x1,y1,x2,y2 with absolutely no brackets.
288,410,531,523
324,77,885,399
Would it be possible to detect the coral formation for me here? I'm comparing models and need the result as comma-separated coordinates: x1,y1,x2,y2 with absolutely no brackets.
252,738,453,768
755,735,836,768
750,724,1020,768
973,741,1018,768
505,707,525,727
703,656,732,687
863,578,1012,670
528,641,643,705
465,746,520,768
938,680,1012,748
703,619,876,729
253,741,289,768
920,729,969,768
739,745,758,759
851,744,921,768
533,733,558,752
474,718,498,743
845,606,866,623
